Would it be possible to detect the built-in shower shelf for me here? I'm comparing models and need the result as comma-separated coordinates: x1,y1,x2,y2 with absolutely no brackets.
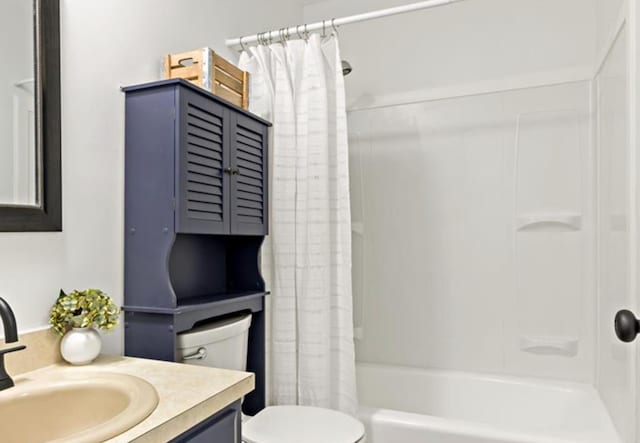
515,213,582,231
352,222,365,235
519,336,579,356
610,213,627,232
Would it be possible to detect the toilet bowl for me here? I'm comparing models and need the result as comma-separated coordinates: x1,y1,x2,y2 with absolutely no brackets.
243,405,365,443
177,314,365,443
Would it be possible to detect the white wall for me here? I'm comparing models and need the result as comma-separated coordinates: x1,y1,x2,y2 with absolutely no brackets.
596,23,634,442
594,1,636,442
597,0,626,55
0,0,303,353
349,81,595,382
0,0,33,203
304,0,597,108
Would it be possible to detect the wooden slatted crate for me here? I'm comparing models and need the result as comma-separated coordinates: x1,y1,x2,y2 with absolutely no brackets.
163,48,249,109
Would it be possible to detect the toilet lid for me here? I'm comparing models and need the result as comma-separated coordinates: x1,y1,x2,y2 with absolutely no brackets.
243,406,365,443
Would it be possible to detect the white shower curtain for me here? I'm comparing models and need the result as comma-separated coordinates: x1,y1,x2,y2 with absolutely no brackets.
239,34,357,415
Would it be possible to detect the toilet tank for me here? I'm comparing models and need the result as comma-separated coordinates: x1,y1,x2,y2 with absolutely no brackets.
177,313,252,371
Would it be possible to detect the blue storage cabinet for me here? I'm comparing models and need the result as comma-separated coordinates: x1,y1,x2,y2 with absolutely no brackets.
122,79,270,418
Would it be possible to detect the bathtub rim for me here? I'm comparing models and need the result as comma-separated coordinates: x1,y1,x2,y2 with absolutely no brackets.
356,362,623,443
359,405,591,443
357,361,601,395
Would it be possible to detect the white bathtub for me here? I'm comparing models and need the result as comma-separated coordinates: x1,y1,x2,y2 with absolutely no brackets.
356,363,621,443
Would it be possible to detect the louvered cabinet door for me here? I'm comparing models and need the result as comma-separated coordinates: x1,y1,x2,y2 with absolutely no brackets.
230,113,268,235
175,87,231,234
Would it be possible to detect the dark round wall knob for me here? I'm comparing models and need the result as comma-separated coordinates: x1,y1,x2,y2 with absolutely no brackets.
615,310,640,343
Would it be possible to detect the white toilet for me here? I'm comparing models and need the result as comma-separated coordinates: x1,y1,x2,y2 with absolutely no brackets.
177,313,365,443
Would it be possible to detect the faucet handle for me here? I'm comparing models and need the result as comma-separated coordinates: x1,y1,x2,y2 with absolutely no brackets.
0,344,25,391
0,344,26,356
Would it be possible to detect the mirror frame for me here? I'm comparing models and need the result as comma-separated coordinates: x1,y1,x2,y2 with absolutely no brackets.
0,0,61,232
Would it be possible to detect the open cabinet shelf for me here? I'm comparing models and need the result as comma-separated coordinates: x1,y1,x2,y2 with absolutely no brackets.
125,290,267,322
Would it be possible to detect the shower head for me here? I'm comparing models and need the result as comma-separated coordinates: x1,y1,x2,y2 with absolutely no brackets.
342,60,353,76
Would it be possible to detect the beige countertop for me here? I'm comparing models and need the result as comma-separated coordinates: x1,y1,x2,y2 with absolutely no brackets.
13,355,254,442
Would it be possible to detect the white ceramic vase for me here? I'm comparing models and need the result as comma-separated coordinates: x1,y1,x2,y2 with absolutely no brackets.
60,327,102,365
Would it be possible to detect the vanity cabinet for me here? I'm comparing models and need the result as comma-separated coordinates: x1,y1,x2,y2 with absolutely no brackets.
170,401,242,443
122,79,270,417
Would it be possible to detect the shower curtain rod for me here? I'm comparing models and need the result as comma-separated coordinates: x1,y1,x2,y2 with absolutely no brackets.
225,0,467,48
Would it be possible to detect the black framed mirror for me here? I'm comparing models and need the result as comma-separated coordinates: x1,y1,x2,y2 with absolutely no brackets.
0,0,61,232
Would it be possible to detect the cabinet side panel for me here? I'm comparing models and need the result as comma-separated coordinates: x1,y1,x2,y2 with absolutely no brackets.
262,123,269,235
125,312,177,361
124,88,177,309
244,306,266,415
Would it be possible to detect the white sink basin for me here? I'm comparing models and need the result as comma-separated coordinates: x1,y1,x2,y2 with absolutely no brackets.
0,372,159,443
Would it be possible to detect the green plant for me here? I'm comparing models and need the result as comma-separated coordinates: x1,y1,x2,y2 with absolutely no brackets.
50,289,120,336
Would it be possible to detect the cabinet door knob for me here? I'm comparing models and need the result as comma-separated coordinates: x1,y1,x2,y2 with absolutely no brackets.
223,167,233,175
232,168,240,175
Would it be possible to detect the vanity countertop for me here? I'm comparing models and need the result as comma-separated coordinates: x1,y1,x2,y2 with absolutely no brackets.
13,355,254,442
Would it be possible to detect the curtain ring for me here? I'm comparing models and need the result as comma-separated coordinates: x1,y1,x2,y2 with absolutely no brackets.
304,23,309,40
331,18,339,36
296,24,303,40
322,20,326,38
268,30,273,45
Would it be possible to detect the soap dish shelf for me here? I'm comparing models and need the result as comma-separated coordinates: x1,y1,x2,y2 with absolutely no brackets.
519,336,579,356
515,214,582,232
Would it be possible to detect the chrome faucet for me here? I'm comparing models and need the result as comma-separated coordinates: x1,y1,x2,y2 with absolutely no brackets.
0,297,26,391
